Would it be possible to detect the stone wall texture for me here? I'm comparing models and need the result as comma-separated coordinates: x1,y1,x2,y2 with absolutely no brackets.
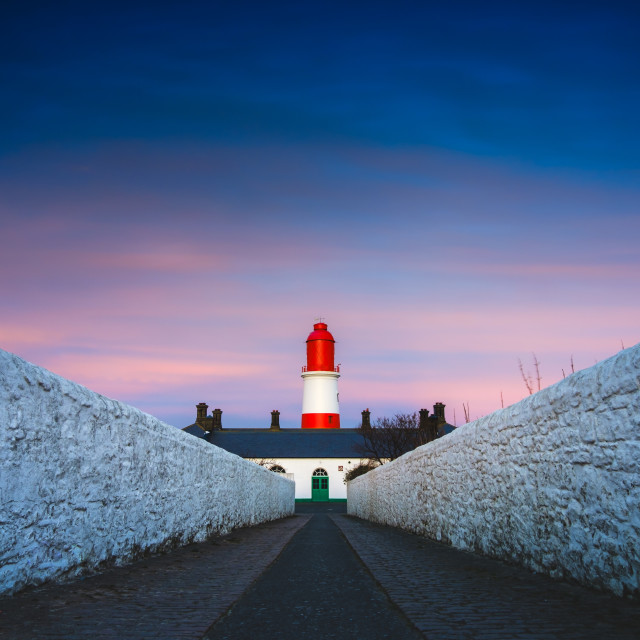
348,343,640,598
0,349,295,596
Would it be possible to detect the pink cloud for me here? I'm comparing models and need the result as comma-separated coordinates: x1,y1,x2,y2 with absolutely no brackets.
39,353,270,399
1,141,638,428
90,250,226,273
0,325,52,347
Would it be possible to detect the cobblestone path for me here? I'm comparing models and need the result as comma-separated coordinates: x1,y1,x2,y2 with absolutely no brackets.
0,516,310,640
332,514,640,640
203,505,421,639
1,505,639,639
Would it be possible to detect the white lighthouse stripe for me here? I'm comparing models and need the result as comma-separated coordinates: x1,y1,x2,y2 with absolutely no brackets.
301,371,340,414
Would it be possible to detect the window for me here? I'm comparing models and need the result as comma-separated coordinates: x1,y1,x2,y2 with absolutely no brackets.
312,468,328,476
270,465,286,473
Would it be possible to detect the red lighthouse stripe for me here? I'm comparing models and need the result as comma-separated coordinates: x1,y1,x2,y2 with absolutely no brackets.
306,322,335,371
301,413,340,429
306,339,335,371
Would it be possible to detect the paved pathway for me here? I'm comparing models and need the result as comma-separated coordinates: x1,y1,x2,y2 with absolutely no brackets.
332,513,640,640
0,515,310,639
1,504,639,639
203,503,421,640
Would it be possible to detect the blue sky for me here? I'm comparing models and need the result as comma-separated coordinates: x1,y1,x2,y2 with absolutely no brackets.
1,1,638,428
3,0,638,167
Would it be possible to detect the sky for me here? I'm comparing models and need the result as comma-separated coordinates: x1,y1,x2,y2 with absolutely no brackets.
1,0,639,429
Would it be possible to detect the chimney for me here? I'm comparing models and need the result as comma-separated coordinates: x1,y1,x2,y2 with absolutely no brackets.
196,402,208,425
212,408,223,430
361,408,371,430
270,410,281,430
419,408,429,430
433,402,446,424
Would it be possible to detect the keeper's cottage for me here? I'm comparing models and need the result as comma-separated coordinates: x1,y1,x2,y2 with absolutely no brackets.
183,321,453,501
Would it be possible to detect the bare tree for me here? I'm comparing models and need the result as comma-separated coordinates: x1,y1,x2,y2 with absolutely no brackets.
519,353,542,394
356,412,430,465
518,358,534,395
462,402,470,423
563,355,576,379
246,457,278,469
532,353,542,391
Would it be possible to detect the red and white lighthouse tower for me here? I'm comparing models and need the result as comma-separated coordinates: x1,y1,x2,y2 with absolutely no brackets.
301,321,340,429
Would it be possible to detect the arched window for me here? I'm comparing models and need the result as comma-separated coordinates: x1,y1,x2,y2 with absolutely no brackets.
270,465,286,473
312,468,328,477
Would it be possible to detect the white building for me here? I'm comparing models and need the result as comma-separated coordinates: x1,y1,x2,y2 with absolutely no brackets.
182,321,453,501
182,407,453,501
190,427,366,501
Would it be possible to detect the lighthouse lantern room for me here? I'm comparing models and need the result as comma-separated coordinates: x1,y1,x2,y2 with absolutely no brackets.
301,321,340,429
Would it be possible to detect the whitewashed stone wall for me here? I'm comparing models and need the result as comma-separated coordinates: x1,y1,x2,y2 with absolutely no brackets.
349,343,640,598
0,349,294,596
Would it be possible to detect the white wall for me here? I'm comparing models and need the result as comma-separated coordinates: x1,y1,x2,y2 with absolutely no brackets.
268,457,358,499
0,349,295,596
349,343,640,598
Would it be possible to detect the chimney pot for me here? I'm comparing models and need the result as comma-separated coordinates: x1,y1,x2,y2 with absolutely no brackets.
196,402,209,424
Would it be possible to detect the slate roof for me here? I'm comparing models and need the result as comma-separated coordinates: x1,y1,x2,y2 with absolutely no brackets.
440,423,456,436
183,426,366,458
183,423,208,438
183,424,457,458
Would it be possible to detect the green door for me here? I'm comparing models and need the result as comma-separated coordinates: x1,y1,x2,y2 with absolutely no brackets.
311,469,329,501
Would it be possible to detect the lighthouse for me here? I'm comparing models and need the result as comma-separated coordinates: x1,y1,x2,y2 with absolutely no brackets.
301,321,341,429
184,318,456,502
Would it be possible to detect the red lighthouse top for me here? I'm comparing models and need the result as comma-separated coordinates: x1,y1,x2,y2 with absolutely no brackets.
305,322,337,372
